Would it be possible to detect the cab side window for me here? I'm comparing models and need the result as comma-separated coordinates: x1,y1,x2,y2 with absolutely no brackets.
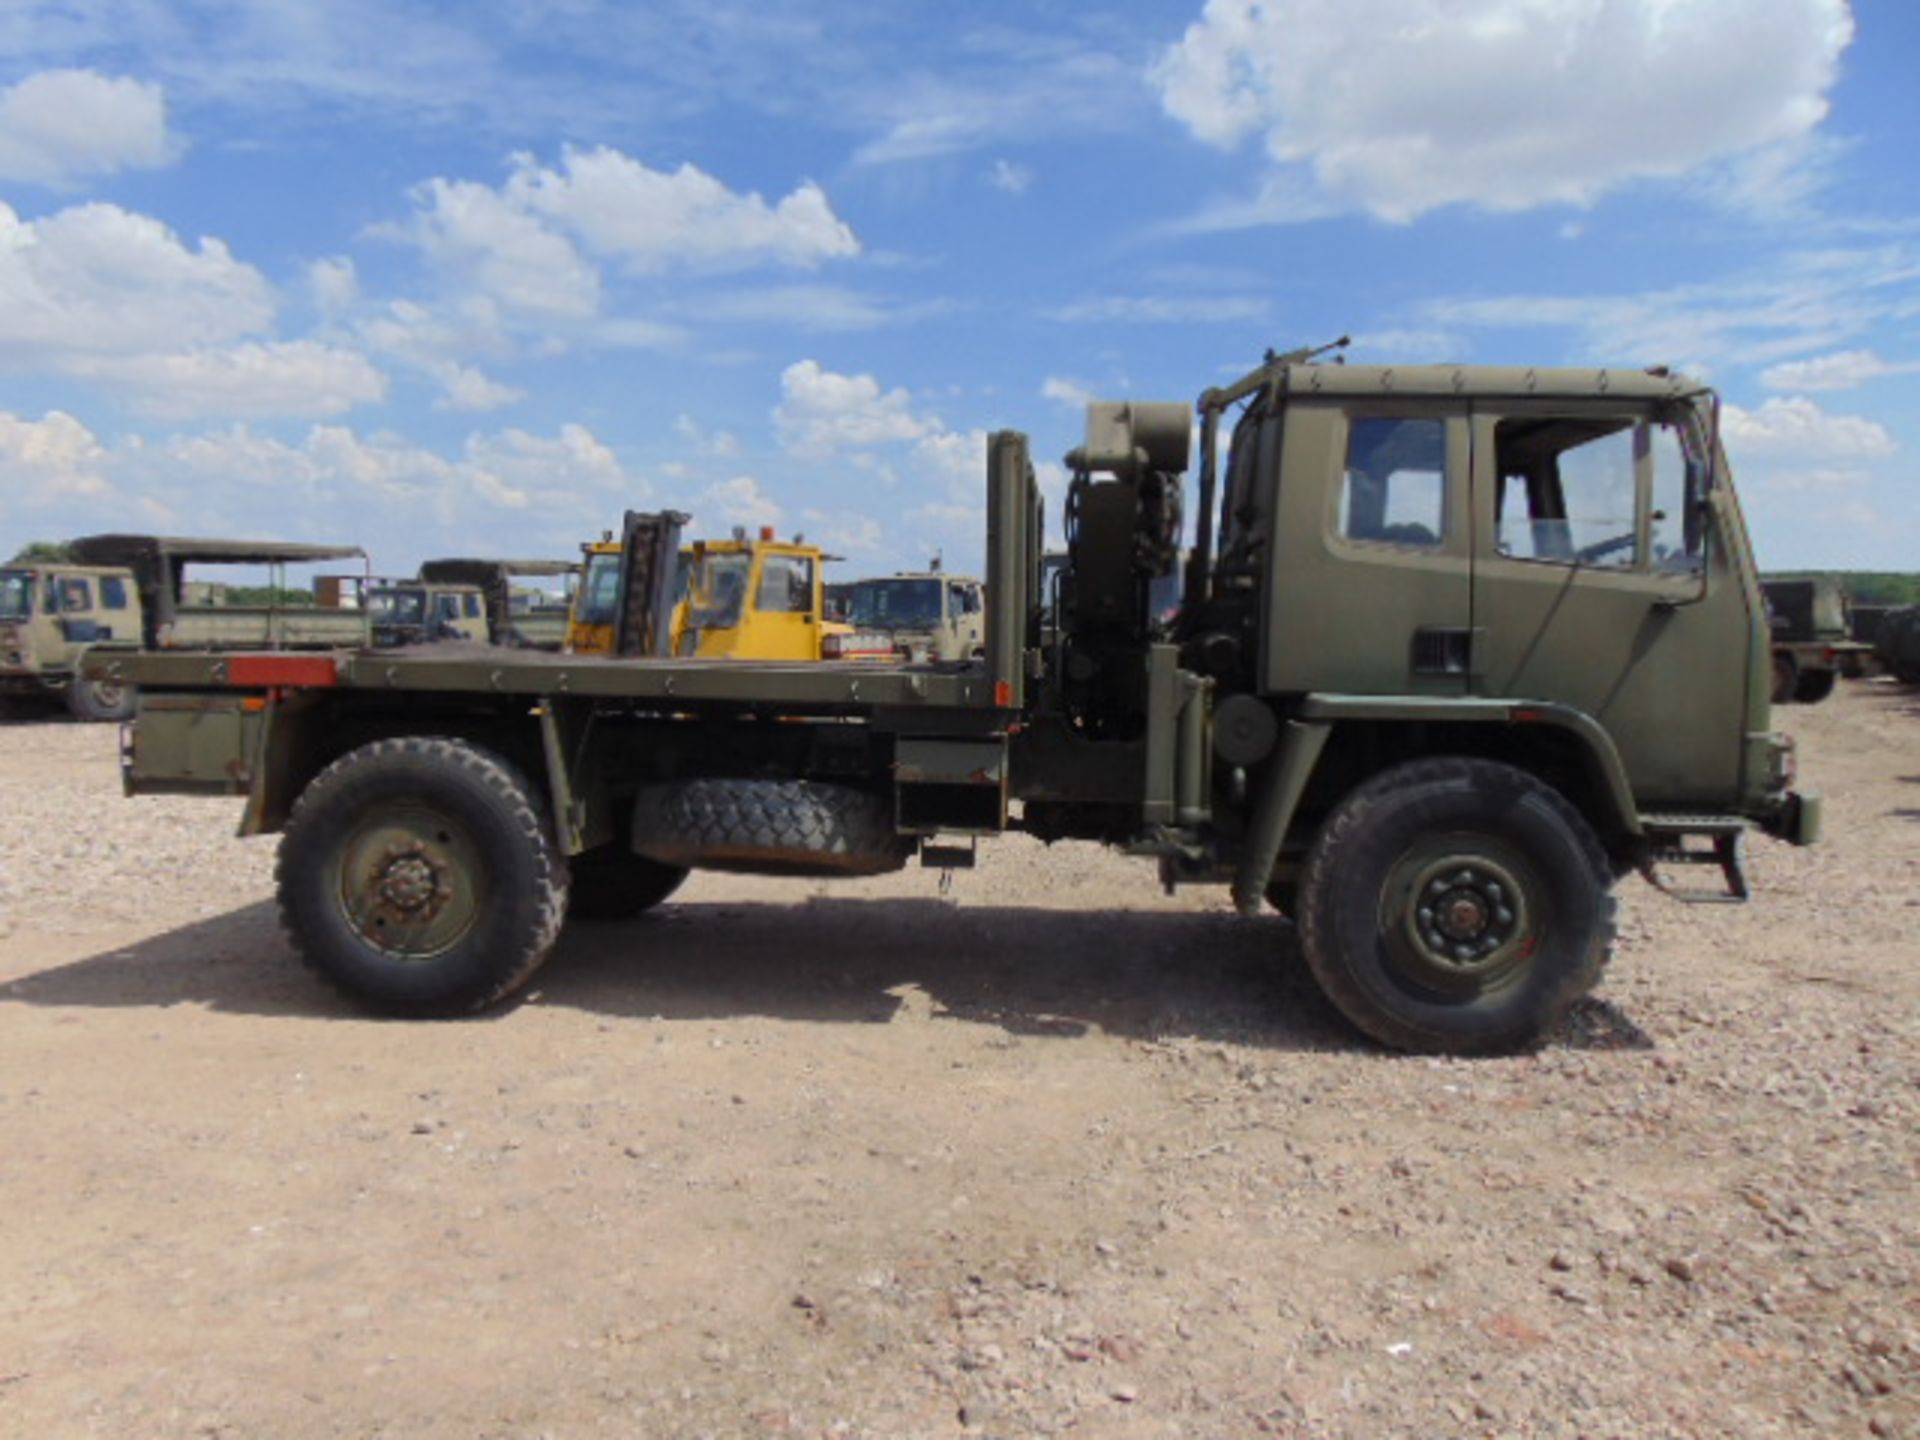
464,594,483,619
758,555,813,613
1648,420,1707,574
57,577,94,611
1493,418,1639,568
100,576,129,610
1339,417,1446,548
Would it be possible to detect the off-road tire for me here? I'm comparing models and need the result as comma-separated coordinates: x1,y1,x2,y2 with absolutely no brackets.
66,676,136,722
567,844,689,922
276,737,568,1016
1296,757,1615,1055
632,778,908,876
1791,668,1837,704
1770,653,1797,705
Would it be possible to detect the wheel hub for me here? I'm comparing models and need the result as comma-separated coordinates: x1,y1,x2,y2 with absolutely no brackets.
1404,860,1526,974
369,843,452,919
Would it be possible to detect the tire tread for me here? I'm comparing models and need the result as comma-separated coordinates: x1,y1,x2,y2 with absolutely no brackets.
1297,756,1616,1055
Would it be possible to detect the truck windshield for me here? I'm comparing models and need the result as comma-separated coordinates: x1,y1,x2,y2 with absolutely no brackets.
851,578,942,630
0,571,32,620
369,588,426,625
574,553,622,626
687,552,751,630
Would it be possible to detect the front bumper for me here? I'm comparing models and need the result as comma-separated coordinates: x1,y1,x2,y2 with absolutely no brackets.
1769,789,1822,846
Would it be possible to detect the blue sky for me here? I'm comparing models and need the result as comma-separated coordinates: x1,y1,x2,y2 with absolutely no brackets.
0,0,1912,579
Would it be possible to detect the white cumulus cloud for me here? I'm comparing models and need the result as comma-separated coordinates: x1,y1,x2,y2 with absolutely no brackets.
1153,0,1855,222
507,147,859,273
702,475,784,530
0,201,273,356
66,341,388,420
774,359,930,457
1759,349,1917,392
387,148,862,330
1721,396,1897,460
398,177,603,320
0,70,176,187
0,409,112,508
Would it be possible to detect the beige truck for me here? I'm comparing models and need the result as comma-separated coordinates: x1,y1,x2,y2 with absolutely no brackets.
0,535,369,721
844,564,986,662
0,559,147,719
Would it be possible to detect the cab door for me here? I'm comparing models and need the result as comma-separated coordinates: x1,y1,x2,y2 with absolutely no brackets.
1262,401,1474,696
1466,401,1746,805
738,549,818,659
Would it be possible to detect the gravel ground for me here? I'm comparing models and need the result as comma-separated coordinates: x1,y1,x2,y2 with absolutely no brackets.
0,682,1915,1439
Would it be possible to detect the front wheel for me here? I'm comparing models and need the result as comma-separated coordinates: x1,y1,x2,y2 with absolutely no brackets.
1791,668,1837,704
1296,758,1614,1055
67,676,136,722
276,737,569,1015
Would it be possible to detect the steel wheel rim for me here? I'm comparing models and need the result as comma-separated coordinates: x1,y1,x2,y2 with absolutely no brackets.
89,679,127,709
1379,834,1540,1000
332,803,486,960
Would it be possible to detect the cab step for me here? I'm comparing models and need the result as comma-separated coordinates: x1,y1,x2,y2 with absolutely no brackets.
1637,814,1750,904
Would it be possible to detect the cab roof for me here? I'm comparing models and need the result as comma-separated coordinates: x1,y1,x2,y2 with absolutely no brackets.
69,534,366,566
1273,362,1709,402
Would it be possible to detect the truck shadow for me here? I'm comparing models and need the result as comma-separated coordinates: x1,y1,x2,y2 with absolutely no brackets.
0,896,1648,1054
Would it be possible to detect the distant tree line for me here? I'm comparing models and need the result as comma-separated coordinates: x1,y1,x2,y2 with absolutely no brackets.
7,540,71,563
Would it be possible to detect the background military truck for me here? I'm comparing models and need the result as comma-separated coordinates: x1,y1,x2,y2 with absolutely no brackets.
1761,575,1869,702
95,347,1815,1056
1876,605,1920,683
5,536,369,720
0,558,144,720
407,558,578,650
846,564,986,661
367,577,489,648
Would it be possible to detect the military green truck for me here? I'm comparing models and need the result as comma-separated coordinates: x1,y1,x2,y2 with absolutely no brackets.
3,536,369,720
92,347,1816,1054
845,565,986,661
0,558,146,719
370,559,578,650
1762,576,1870,703
1876,605,1920,684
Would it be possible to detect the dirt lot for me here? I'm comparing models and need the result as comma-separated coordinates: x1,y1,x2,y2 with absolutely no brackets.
1,684,1915,1439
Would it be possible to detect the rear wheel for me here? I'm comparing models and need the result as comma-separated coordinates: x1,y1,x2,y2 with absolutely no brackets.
1770,653,1797,705
276,737,568,1015
1296,758,1614,1055
568,844,688,922
66,676,136,722
1791,668,1837,704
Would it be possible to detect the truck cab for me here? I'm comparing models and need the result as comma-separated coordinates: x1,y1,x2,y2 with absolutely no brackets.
0,561,144,719
367,580,490,647
845,568,986,662
674,530,846,660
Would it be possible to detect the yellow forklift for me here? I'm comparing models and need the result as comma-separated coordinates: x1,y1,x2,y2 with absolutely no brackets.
566,515,853,660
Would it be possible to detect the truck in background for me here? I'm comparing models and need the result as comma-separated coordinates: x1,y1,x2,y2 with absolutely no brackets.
568,519,856,662
1762,575,1871,703
5,536,368,720
0,558,145,720
845,564,985,662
